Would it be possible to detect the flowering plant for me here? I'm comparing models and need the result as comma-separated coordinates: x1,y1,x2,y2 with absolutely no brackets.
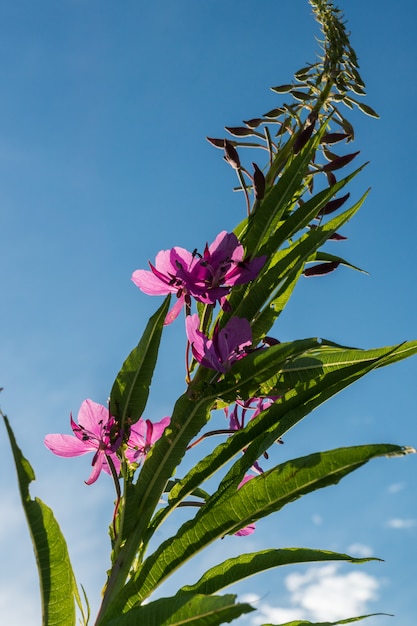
2,2,416,625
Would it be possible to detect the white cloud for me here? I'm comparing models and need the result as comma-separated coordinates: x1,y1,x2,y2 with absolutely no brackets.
386,518,417,529
247,564,380,625
387,482,405,494
312,513,323,525
347,543,374,558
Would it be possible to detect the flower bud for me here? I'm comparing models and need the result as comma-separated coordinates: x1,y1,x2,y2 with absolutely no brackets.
252,162,266,200
224,139,241,169
304,261,340,277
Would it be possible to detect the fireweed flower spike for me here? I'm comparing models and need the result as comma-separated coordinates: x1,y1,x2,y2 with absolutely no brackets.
186,314,252,374
125,416,170,465
131,231,265,324
44,399,122,485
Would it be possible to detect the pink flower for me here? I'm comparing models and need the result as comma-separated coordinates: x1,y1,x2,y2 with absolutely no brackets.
131,231,265,324
187,231,265,305
125,416,170,465
186,314,252,373
225,397,277,474
44,399,122,485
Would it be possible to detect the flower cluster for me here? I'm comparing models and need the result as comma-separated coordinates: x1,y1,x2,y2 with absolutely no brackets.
186,314,252,373
132,230,265,324
44,399,170,484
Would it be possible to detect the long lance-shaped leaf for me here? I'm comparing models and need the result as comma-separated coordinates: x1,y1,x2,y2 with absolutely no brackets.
105,593,254,626
117,444,413,609
213,341,417,502
152,340,417,533
180,548,380,596
110,295,170,427
220,194,367,337
2,414,78,626
251,265,303,344
272,616,389,626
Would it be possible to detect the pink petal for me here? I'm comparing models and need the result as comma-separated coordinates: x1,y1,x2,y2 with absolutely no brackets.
164,295,185,325
131,269,173,295
44,434,95,457
150,416,170,442
77,399,109,436
235,523,256,536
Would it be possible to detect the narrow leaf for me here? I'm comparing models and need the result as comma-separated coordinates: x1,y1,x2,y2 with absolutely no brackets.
105,593,254,626
3,414,77,626
119,444,411,607
110,295,170,427
181,548,380,596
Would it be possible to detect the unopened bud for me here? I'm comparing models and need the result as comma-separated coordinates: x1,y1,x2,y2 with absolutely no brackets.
252,162,266,200
322,151,360,172
206,137,225,148
225,126,256,137
317,192,350,216
224,139,241,169
304,261,340,277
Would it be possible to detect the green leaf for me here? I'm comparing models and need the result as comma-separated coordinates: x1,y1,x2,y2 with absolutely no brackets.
105,593,254,626
181,548,380,596
2,414,78,626
158,339,417,520
110,295,170,426
270,615,389,626
118,444,412,608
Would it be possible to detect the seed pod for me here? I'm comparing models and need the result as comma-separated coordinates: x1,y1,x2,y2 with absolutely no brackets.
291,89,311,101
321,132,349,145
225,126,256,137
243,118,263,129
326,171,337,186
322,151,360,172
293,118,316,154
329,232,348,241
271,84,294,93
263,107,285,118
317,192,350,216
206,137,225,148
252,162,266,200
304,261,340,277
224,139,241,170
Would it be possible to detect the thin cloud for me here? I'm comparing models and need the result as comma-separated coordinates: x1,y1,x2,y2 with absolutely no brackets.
347,543,374,558
386,518,417,529
245,564,380,624
387,482,405,494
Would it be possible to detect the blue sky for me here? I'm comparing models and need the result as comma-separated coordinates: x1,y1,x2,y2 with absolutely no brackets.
1,1,416,624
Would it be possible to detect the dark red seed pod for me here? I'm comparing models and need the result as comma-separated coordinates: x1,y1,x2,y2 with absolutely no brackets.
224,139,241,169
252,162,266,200
317,192,350,216
293,118,316,154
321,132,350,145
322,151,360,172
206,137,226,148
326,171,337,186
329,232,348,241
243,118,263,128
304,261,340,277
225,126,256,137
